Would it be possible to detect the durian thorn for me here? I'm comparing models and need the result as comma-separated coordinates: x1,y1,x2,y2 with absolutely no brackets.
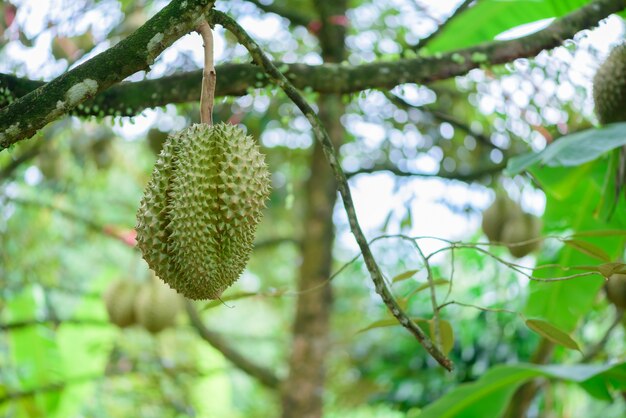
197,20,216,126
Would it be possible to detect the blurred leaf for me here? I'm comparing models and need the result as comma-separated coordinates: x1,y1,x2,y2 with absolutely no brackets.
405,279,450,298
506,123,626,175
563,239,611,262
419,362,626,418
425,319,454,355
392,269,419,283
426,0,587,53
525,319,581,351
524,160,626,331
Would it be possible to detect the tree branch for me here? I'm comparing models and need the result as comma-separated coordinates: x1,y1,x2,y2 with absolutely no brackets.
384,91,504,151
245,0,310,27
0,318,108,331
1,0,623,133
581,309,624,362
211,10,454,370
346,162,506,182
0,0,217,151
185,301,282,389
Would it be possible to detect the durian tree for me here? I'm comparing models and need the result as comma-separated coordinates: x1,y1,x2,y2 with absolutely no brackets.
2,1,626,417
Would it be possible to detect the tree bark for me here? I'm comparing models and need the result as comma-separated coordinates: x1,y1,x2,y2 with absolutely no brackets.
280,2,347,417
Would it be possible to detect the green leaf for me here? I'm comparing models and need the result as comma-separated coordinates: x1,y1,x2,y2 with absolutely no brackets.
525,319,581,351
425,0,588,53
563,239,611,262
425,319,455,356
358,318,454,355
406,279,450,297
506,123,626,175
419,363,626,418
358,318,409,333
392,269,419,283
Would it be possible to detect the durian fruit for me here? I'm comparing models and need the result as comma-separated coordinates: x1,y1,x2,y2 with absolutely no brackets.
104,279,140,328
481,192,523,242
605,273,626,309
500,213,542,258
134,275,182,333
136,123,271,300
593,43,626,124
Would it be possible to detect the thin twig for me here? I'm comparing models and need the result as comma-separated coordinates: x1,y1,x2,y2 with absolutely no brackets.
211,10,454,371
581,309,624,362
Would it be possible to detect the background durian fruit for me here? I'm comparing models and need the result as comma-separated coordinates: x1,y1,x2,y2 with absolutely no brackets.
606,273,626,310
481,191,542,258
593,43,626,124
136,122,271,300
501,213,542,258
134,275,182,333
481,192,522,242
104,279,140,328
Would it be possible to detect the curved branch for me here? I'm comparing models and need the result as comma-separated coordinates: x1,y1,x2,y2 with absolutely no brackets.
0,0,217,151
185,301,282,389
245,0,310,27
210,10,454,370
1,0,623,130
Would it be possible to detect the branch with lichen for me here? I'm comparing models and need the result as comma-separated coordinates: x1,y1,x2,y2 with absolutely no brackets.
210,10,454,370
0,0,216,151
1,0,623,133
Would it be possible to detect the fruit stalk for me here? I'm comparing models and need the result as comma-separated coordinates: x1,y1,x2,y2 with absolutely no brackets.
197,20,216,125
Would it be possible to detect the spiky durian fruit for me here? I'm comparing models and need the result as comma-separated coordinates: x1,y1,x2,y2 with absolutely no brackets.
136,123,271,300
593,43,626,124
104,279,140,328
134,275,181,333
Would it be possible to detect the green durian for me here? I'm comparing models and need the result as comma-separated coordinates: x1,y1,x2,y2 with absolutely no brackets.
136,123,271,300
134,275,181,333
606,273,626,309
501,213,542,258
481,192,523,242
104,279,140,328
593,43,626,124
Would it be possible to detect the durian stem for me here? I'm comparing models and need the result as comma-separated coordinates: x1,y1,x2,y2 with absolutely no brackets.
197,21,216,125
211,10,453,371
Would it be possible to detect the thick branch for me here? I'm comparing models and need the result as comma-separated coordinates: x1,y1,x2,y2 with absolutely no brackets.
185,301,282,389
211,10,453,370
1,0,623,128
0,0,216,150
245,0,310,26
